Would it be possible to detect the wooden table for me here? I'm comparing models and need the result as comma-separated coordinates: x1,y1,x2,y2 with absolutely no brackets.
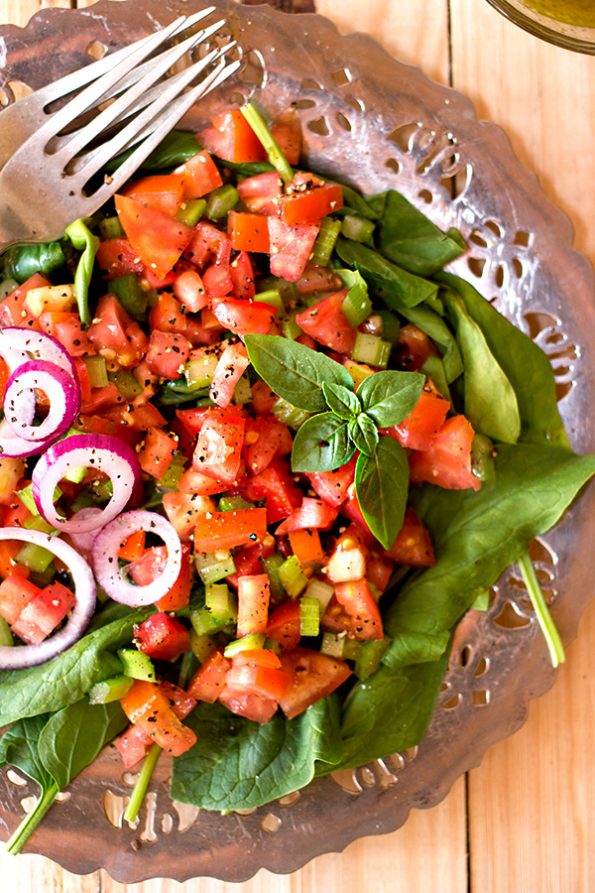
0,1,593,890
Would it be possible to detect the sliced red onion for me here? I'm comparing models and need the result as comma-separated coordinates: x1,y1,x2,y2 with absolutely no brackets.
92,510,182,607
4,360,80,443
32,433,142,533
0,527,96,670
0,328,76,378
67,507,105,553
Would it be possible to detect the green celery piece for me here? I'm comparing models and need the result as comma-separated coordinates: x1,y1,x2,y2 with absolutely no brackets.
88,675,133,705
204,582,237,624
354,638,391,680
219,495,254,512
98,216,125,239
0,616,13,647
206,184,239,220
16,543,54,573
352,332,391,367
263,553,285,600
177,198,207,226
189,631,217,663
157,455,187,491
272,396,312,429
342,282,372,327
0,277,18,299
190,606,231,637
124,744,162,825
117,649,156,682
108,369,143,400
254,288,283,309
224,633,266,657
240,103,293,184
279,555,308,598
83,355,109,388
312,218,341,266
320,632,348,658
110,273,148,318
299,597,320,636
195,550,236,584
233,375,252,406
341,214,375,243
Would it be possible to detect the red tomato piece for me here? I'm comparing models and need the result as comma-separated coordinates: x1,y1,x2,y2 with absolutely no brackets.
210,341,250,408
0,274,49,329
137,427,177,479
173,269,208,313
383,388,450,452
240,458,302,524
145,330,191,380
175,406,211,439
281,182,343,225
396,324,440,371
265,600,302,652
308,455,357,508
133,612,191,661
251,381,277,416
243,415,293,476
120,681,197,756
278,647,352,719
237,171,281,215
162,492,215,541
326,530,367,584
0,574,41,625
236,573,271,636
115,194,194,279
296,264,343,296
193,405,246,483
295,289,355,355
202,109,267,163
334,579,383,641
123,173,186,215
271,107,302,165
226,659,290,701
218,686,278,723
116,723,153,770
81,383,123,415
226,539,275,589
409,415,481,491
118,530,146,562
159,681,197,719
178,468,229,496
188,650,231,702
202,263,233,298
39,312,93,358
228,211,270,253
387,507,436,567
95,238,144,280
230,251,256,300
275,497,338,535
268,217,320,282
87,294,148,367
11,582,76,645
181,149,223,198
288,529,325,567
211,298,277,336
366,553,395,593
149,293,188,334
187,221,232,269
193,508,268,553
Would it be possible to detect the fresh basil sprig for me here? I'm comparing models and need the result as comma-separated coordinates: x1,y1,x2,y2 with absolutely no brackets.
355,437,409,549
292,413,354,472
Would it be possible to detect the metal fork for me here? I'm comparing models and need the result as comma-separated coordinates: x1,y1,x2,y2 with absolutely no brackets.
0,8,219,168
0,30,239,250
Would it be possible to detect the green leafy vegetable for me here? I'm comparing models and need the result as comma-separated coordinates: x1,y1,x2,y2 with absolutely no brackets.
381,630,451,671
64,219,99,325
291,412,354,472
348,413,379,456
105,129,201,173
244,334,353,412
355,436,409,549
400,303,463,383
357,369,425,427
322,382,360,420
1,241,66,284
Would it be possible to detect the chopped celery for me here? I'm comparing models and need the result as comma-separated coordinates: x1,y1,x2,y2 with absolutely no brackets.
354,637,391,680
206,184,239,220
157,454,187,491
282,316,303,341
352,332,391,368
0,616,13,647
264,637,281,655
108,369,143,400
263,553,285,601
88,675,133,705
205,582,237,624
24,284,75,318
16,543,54,573
99,216,125,239
190,607,230,637
117,649,157,682
176,198,207,226
254,288,283,309
240,102,293,184
189,631,217,663
22,515,55,534
320,632,347,658
110,273,148,318
279,555,308,598
340,214,375,243
195,550,236,584
304,578,334,612
299,597,320,637
272,396,312,429
224,633,266,658
233,374,252,406
342,284,372,327
311,218,341,266
83,355,109,388
185,352,219,389
219,495,254,512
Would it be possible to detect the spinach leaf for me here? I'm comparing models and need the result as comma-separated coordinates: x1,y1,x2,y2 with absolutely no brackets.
355,436,409,549
376,190,466,275
339,184,382,220
214,158,276,177
244,334,352,412
291,412,354,472
444,289,521,443
358,370,425,427
322,382,360,420
64,219,99,325
106,130,201,173
437,273,569,447
1,241,66,284
0,608,150,726
381,630,451,671
348,413,379,456
335,238,438,310
400,303,463,383
170,697,343,811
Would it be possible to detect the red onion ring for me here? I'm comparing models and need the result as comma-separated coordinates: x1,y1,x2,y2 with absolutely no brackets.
0,328,76,378
32,433,141,533
4,360,80,443
0,527,96,670
92,510,182,607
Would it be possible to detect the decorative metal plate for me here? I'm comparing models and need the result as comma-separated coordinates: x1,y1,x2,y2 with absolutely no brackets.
0,0,593,882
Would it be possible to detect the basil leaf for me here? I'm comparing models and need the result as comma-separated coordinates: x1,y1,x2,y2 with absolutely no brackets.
291,412,354,472
400,302,463,383
64,219,99,326
348,414,379,456
444,289,521,444
1,241,66,284
358,370,425,427
244,334,353,412
335,237,438,310
322,382,360,420
355,436,409,549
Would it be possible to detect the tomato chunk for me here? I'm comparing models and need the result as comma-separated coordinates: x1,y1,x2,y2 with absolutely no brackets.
145,330,191,380
123,173,185,215
192,406,246,483
120,680,196,756
218,686,278,723
268,217,320,282
236,573,271,636
210,341,250,408
271,107,302,165
295,289,355,355
409,415,481,491
308,455,357,508
278,647,351,719
115,194,194,279
133,612,191,661
0,574,41,625
226,654,290,701
194,508,268,553
243,415,293,476
237,171,281,215
228,211,270,253
240,458,303,524
181,149,223,198
334,579,383,641
266,600,302,653
275,498,338,535
280,181,343,225
202,109,267,163
137,427,177,479
383,384,450,451
188,650,231,703
211,297,277,336
11,582,76,645
96,239,144,279
387,507,436,566
87,294,147,367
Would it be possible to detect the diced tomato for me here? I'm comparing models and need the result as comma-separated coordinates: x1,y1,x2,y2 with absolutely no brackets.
327,531,367,584
237,171,281,215
137,427,177,479
80,382,122,415
143,267,178,290
178,468,229,496
0,574,41,625
111,402,167,432
334,579,383,641
308,455,357,508
128,545,167,587
266,600,302,652
2,498,33,529
243,416,292,476
201,307,225,332
278,647,351,719
87,294,148,367
188,650,231,703
339,491,373,537
72,358,91,403
173,269,208,313
251,381,278,416
211,298,277,336
115,194,194,279
268,217,320,282
145,330,191,380
116,723,153,770
382,383,450,451
202,109,267,163
133,611,191,661
275,497,338,535
96,238,145,280
218,686,278,723
176,406,211,439
181,149,223,198
230,251,256,300
296,264,343,296
288,528,325,567
192,405,246,483
295,289,355,355
281,181,343,225
160,681,197,719
118,530,146,562
162,491,215,541
409,415,481,491
0,458,26,506
193,507,268,552
228,211,270,253
366,553,395,593
226,539,275,589
236,573,271,636
123,173,185,216
226,653,290,701
387,507,436,566
240,458,303,524
187,221,232,269
271,107,302,165
11,582,76,645
202,263,233,299
0,543,29,581
120,680,196,756
0,274,49,329
149,293,187,334
155,545,193,611
396,324,440,371
210,341,250,408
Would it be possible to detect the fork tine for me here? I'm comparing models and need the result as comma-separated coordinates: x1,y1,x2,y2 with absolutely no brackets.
90,58,241,204
55,20,227,164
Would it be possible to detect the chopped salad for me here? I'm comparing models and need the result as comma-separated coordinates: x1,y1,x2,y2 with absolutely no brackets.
0,101,594,853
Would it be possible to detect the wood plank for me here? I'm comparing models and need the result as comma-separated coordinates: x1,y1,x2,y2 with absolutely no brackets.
451,2,595,890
